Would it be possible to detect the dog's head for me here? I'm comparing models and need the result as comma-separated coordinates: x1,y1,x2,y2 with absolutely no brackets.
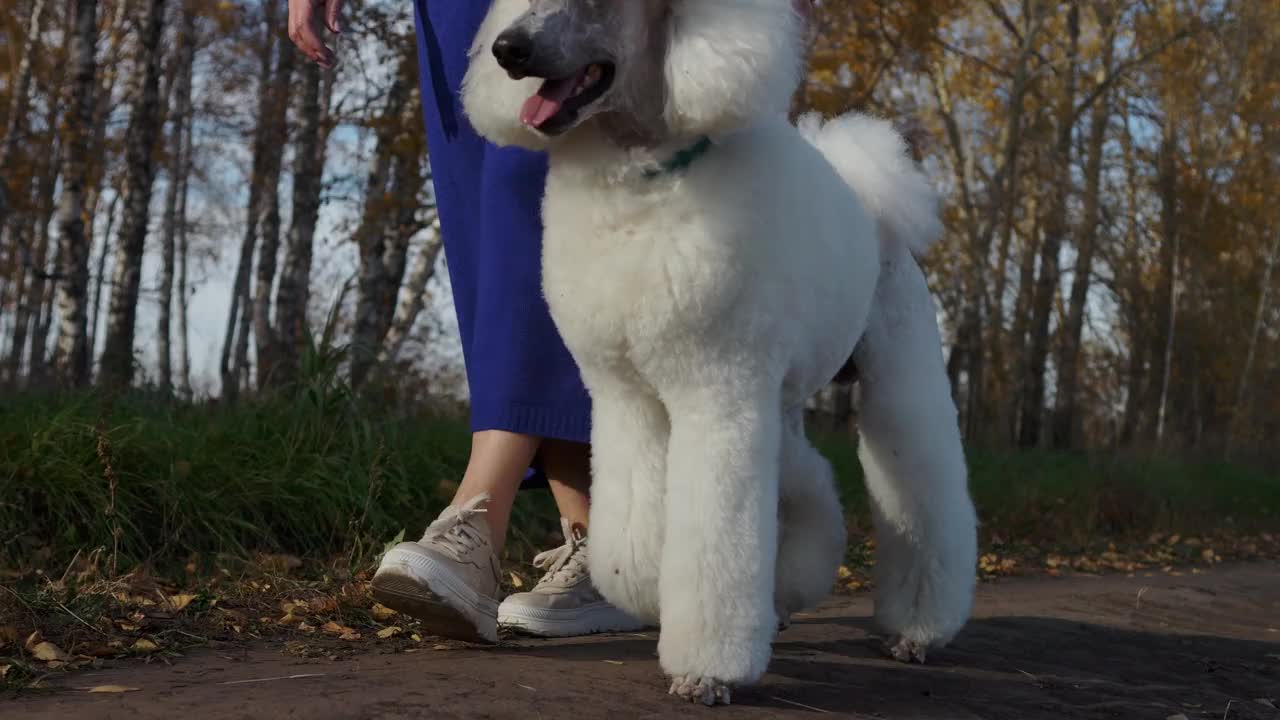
461,0,809,150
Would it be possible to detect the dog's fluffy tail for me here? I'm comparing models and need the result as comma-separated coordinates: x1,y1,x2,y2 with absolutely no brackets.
797,113,941,257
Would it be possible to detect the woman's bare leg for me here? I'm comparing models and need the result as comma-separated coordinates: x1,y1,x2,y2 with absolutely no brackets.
540,439,592,530
452,430,541,546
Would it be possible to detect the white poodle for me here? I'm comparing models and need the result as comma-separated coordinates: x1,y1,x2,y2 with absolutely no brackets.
461,0,978,705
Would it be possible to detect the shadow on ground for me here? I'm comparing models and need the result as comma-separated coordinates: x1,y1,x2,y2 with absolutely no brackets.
9,564,1280,719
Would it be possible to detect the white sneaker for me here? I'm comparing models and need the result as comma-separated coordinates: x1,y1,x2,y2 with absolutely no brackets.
371,494,501,643
498,519,648,637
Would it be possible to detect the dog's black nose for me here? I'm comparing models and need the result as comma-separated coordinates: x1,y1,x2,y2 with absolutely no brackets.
493,30,534,73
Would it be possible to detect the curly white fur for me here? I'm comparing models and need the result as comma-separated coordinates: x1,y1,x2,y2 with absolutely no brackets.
461,0,978,703
664,0,807,136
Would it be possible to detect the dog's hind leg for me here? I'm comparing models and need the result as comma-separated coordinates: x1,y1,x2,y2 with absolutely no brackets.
853,245,978,663
774,407,845,625
583,369,669,623
657,376,781,705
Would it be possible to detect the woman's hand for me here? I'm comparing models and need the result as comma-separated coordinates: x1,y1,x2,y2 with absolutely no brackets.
288,0,344,69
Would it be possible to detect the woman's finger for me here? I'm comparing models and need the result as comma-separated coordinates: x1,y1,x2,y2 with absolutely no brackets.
288,0,335,67
325,0,344,35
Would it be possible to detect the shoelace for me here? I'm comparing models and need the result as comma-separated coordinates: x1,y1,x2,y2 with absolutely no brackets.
531,532,588,589
420,493,489,562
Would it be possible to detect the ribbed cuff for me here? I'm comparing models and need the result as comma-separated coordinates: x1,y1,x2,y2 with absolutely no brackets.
469,399,592,445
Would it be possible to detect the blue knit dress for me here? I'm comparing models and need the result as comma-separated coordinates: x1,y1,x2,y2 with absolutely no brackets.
413,1,592,451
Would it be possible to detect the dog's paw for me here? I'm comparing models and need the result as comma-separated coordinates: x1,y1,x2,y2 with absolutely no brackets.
881,634,928,664
668,674,732,706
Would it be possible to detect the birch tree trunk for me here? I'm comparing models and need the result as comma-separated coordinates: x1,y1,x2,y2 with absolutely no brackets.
349,63,418,389
99,0,169,385
958,1,1043,440
377,216,442,367
88,193,119,369
1146,121,1179,445
220,4,282,398
175,112,195,397
252,43,297,389
1019,2,1080,448
156,6,197,393
273,61,328,387
23,136,64,382
1052,89,1111,448
1226,233,1279,456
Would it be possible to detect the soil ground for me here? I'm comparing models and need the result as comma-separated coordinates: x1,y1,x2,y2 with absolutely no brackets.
8,563,1279,719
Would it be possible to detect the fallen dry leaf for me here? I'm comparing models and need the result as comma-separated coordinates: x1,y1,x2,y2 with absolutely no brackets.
79,643,120,659
509,572,525,589
83,685,140,693
432,644,449,651
410,633,422,642
1,664,10,678
321,621,360,641
308,597,338,614
376,626,403,640
370,603,397,622
602,660,624,666
131,638,160,654
167,593,198,612
836,565,852,580
29,641,70,663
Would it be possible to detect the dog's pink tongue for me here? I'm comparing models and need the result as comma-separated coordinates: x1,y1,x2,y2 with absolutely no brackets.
520,74,581,128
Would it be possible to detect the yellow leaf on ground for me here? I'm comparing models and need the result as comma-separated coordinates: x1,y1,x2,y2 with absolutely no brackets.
30,641,70,663
410,634,422,642
83,685,139,693
509,572,524,589
376,626,402,639
167,594,197,611
131,638,160,653
320,621,347,635
836,565,852,580
370,604,397,622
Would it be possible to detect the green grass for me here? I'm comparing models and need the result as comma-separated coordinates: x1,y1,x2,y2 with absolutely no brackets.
817,432,1280,547
1,388,1277,578
0,387,556,576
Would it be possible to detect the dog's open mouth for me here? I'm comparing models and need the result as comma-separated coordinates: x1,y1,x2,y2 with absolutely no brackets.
519,63,615,134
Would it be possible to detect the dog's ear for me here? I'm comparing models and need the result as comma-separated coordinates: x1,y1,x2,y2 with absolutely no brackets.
461,0,552,151
663,0,808,137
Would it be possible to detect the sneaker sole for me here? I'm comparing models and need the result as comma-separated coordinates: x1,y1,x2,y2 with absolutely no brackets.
498,602,651,638
371,547,498,644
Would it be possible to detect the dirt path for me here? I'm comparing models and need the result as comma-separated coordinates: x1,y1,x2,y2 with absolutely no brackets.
9,563,1280,719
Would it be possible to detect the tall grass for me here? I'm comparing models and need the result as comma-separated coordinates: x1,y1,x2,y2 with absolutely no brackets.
817,433,1280,547
2,385,1276,577
0,387,472,573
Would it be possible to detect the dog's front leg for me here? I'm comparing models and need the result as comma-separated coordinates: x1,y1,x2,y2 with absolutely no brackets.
657,379,781,706
583,369,670,623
